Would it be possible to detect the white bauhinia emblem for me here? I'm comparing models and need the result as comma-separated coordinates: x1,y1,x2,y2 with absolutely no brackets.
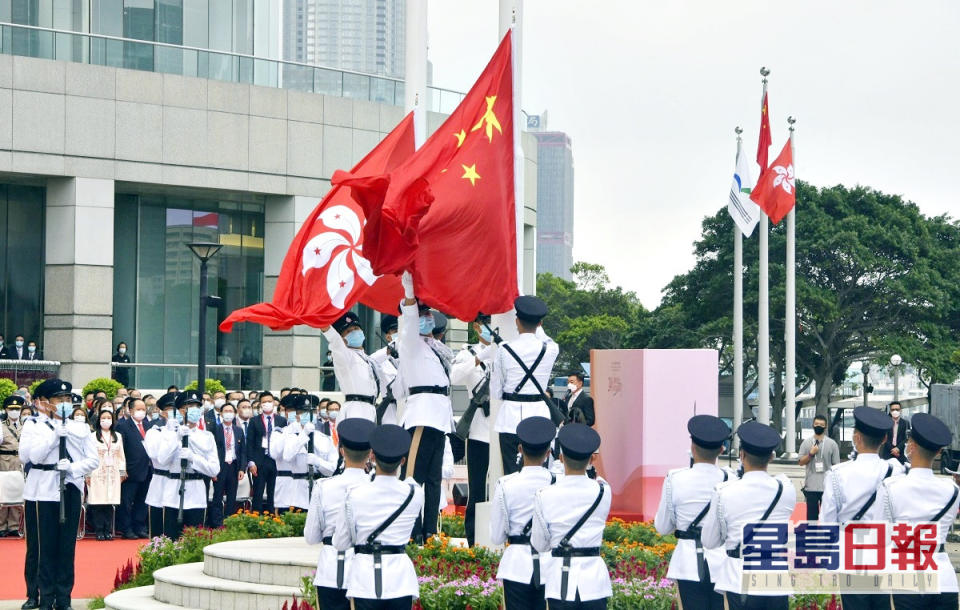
301,205,379,308
772,164,795,195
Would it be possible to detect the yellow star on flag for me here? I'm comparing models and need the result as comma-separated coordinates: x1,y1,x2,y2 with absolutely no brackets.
471,96,502,142
461,163,481,186
454,129,467,148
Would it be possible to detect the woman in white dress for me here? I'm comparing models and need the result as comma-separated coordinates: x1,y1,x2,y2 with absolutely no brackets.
86,409,127,540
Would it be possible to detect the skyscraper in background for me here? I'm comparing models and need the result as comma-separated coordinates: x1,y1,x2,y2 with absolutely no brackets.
530,115,575,281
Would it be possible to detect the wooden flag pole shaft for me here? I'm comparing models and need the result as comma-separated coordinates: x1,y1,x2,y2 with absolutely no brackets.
732,127,744,453
757,69,771,426
784,117,797,454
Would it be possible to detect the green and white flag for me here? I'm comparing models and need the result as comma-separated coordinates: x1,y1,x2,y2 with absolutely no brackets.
728,147,761,236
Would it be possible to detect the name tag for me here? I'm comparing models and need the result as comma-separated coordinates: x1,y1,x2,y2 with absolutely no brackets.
104,453,114,467
226,448,235,463
262,438,269,449
814,461,824,473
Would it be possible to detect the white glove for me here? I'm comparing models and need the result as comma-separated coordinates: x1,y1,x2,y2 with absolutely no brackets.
306,454,321,467
165,418,179,432
286,421,302,435
178,425,190,438
401,271,415,299
179,447,193,461
56,424,69,438
56,458,71,472
302,422,315,435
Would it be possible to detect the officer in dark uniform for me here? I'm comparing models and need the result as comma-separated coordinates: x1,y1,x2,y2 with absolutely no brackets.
19,379,99,610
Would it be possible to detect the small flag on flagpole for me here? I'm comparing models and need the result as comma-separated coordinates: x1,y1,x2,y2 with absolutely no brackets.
728,147,761,237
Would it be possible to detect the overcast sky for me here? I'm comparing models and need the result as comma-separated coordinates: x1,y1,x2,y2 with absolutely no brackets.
426,1,960,309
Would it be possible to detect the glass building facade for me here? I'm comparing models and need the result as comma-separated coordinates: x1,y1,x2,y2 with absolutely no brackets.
0,184,45,348
113,192,265,389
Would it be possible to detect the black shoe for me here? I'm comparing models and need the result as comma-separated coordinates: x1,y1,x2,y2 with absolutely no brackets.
20,599,39,610
124,531,137,540
106,533,114,540
135,530,149,538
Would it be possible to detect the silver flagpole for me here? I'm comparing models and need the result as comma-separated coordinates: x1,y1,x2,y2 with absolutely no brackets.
732,126,744,453
784,116,797,454
757,67,771,425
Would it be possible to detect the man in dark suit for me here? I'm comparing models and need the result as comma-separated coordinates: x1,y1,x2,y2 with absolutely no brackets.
245,391,285,513
881,401,911,463
23,340,41,360
560,372,595,426
0,335,9,359
6,335,25,359
209,402,245,527
115,398,152,538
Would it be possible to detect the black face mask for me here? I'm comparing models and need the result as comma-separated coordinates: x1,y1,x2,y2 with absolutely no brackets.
813,425,826,435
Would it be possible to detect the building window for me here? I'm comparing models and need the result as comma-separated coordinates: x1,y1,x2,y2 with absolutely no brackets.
0,184,45,350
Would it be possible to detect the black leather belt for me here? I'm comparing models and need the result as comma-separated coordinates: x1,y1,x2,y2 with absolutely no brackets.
153,469,170,477
727,548,740,558
277,470,311,480
322,536,333,544
30,463,57,471
344,394,376,404
0,450,17,456
163,472,206,481
408,385,449,396
674,529,699,540
501,393,542,402
508,535,531,544
354,544,407,554
550,546,600,557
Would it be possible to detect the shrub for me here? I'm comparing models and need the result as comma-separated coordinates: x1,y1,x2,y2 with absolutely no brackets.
184,378,226,395
82,378,124,399
0,378,17,404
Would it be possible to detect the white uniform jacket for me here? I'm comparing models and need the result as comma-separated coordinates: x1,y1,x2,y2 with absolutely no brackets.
491,466,557,584
397,302,452,432
305,468,371,589
157,426,220,510
144,425,174,508
450,343,494,443
881,467,960,593
370,344,404,425
532,474,611,601
333,475,424,600
19,415,98,501
492,329,559,435
700,471,797,595
323,328,384,423
270,423,338,510
821,453,894,524
654,463,733,583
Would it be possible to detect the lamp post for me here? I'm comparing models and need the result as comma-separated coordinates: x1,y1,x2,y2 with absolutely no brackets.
187,242,223,397
890,354,902,402
861,361,870,408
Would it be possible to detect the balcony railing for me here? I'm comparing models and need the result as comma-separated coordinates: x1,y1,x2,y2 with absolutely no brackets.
0,22,466,114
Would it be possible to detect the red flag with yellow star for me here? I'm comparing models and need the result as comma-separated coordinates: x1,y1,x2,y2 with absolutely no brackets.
333,31,518,320
757,91,771,170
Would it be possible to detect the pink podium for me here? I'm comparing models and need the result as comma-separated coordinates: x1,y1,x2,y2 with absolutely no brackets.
591,349,719,520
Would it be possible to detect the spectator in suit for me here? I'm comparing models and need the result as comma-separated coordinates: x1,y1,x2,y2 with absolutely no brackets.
209,402,245,527
23,340,40,360
245,391,286,513
236,400,253,443
111,342,132,387
880,401,911,464
6,335,25,359
0,334,8,359
115,399,152,538
561,372,595,427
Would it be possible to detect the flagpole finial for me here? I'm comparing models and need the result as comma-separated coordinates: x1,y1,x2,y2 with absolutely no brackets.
414,93,419,106
760,66,770,84
735,126,743,142
787,115,796,132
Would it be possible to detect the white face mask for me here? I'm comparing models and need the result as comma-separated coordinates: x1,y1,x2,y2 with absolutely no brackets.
222,412,236,423
567,383,578,393
261,402,275,414
100,419,111,429
118,347,126,355
132,410,146,421
7,409,20,421
328,410,339,421
891,410,901,420
74,415,87,423
214,398,226,408
240,409,252,420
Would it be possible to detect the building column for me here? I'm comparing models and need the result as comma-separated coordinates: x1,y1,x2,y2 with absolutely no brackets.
43,177,115,385
262,194,324,390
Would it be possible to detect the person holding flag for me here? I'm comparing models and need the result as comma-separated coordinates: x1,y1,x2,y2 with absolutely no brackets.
321,311,385,424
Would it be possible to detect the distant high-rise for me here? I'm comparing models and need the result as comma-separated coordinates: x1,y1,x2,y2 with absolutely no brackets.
532,127,575,281
283,0,405,78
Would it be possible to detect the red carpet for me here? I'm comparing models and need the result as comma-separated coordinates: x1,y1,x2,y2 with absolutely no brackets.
0,537,143,600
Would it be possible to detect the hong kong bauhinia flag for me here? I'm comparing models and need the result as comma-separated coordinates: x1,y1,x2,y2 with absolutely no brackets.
219,113,415,332
333,30,519,321
750,138,795,225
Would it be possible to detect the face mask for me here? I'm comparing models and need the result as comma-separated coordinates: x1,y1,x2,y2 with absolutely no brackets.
345,329,365,348
261,402,275,414
74,415,87,423
99,419,111,429
119,347,126,355
28,346,35,353
56,402,72,419
186,407,202,424
214,398,225,408
813,425,826,435
222,412,235,423
150,412,159,420
419,316,435,336
229,400,238,407
567,383,578,393
174,411,184,424
15,340,23,348
7,409,20,421
479,326,493,343
240,409,252,419
300,413,313,424
891,410,901,419
132,410,146,421
328,410,339,421
319,408,328,419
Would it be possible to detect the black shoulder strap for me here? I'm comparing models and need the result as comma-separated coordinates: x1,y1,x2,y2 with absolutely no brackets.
504,342,548,394
365,484,415,544
853,464,894,521
759,480,784,522
560,482,605,546
932,486,960,523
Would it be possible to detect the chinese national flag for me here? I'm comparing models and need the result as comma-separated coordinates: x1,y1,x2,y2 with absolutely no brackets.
750,138,795,225
333,31,518,321
757,92,771,170
218,113,415,332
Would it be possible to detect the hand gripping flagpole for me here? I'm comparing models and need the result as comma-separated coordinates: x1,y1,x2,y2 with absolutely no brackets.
732,126,744,455
784,116,798,454
757,66,771,425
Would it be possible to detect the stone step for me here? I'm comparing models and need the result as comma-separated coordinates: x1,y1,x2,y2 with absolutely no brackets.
104,585,200,610
153,562,302,610
203,537,317,588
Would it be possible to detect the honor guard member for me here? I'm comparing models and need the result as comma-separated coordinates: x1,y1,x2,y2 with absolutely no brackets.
271,394,338,512
306,418,377,610
820,406,894,610
701,422,796,610
450,313,496,546
333,424,424,609
654,415,734,609
491,416,558,609
397,271,454,541
144,392,177,538
0,395,25,538
531,423,611,610
159,392,219,538
370,315,403,425
322,311,384,423
19,379,98,610
492,295,560,475
881,413,960,610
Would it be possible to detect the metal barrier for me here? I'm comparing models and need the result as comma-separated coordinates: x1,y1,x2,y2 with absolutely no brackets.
0,359,60,386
